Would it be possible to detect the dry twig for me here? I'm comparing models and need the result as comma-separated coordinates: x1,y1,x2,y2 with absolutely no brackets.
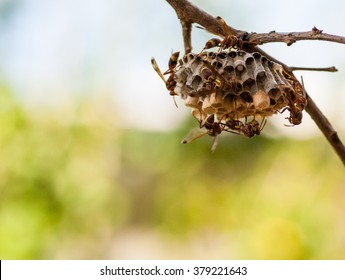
165,0,345,165
248,29,345,46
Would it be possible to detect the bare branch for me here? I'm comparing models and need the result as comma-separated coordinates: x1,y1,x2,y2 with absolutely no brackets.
305,95,345,165
164,0,345,165
248,28,345,46
166,0,239,38
290,66,338,72
167,1,345,47
181,20,192,54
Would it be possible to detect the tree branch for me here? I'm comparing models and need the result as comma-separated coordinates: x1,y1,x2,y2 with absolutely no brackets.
305,95,345,165
166,0,239,38
181,20,192,54
249,28,345,46
289,66,338,72
165,0,345,165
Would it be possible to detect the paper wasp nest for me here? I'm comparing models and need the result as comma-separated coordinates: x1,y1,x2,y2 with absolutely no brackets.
174,50,294,119
152,43,306,144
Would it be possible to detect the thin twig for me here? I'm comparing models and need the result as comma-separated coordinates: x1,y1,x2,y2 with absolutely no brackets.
248,28,345,46
181,20,192,54
164,0,345,165
289,66,338,72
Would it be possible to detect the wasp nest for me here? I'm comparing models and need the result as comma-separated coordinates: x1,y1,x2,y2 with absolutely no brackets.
152,44,306,144
175,50,295,119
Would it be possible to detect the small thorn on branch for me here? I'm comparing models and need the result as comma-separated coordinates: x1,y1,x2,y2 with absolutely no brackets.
287,39,296,46
286,33,297,46
312,26,323,34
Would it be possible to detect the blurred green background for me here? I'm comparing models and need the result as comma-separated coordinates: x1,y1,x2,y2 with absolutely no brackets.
0,0,345,259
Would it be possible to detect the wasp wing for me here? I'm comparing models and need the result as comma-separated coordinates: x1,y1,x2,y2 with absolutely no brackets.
181,127,208,144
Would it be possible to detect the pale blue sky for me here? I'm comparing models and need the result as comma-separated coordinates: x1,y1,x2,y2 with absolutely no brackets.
0,0,345,138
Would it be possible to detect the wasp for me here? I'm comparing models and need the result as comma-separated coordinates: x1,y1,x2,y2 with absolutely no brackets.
200,35,239,54
201,38,222,52
225,117,266,138
200,66,222,91
199,58,237,94
287,75,307,111
295,76,307,110
282,71,307,109
281,106,303,126
280,76,306,124
203,114,222,136
224,118,243,133
240,118,267,138
199,17,242,54
278,91,302,126
278,74,306,126
163,51,180,74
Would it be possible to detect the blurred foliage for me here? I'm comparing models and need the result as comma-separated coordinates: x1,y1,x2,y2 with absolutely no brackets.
0,84,344,259
0,0,20,23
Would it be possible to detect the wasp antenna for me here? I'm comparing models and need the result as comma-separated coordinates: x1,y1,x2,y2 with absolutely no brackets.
301,75,306,91
196,25,206,30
